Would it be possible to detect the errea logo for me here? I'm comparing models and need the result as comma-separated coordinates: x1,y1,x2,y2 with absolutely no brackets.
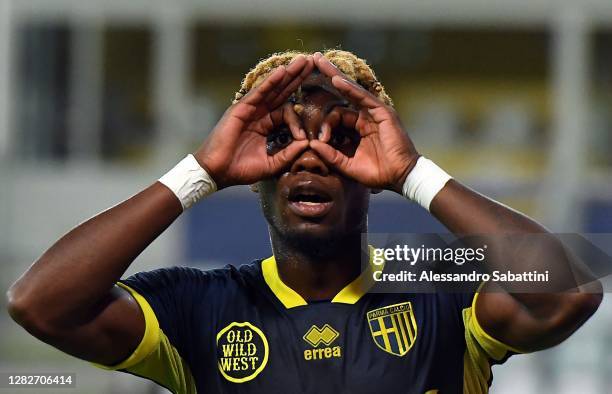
303,324,339,347
303,324,342,361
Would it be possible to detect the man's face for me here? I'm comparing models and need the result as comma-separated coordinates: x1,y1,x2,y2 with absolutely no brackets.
258,72,371,244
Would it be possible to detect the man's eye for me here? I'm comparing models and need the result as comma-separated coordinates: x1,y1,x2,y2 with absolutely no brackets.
266,129,293,153
330,133,351,148
328,127,360,156
275,133,292,146
329,128,358,149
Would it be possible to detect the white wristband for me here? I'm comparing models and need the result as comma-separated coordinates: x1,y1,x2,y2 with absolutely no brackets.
159,154,217,210
402,156,452,211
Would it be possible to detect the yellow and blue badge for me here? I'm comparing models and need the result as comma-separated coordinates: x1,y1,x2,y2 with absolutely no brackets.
367,302,418,357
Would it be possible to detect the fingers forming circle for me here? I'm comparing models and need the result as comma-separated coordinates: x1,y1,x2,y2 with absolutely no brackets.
269,56,315,109
240,66,287,107
331,76,381,110
314,54,345,79
315,55,385,111
319,107,359,142
268,103,305,140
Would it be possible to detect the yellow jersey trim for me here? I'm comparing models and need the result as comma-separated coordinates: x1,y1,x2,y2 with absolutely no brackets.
262,256,308,308
127,330,197,394
262,246,380,308
92,282,161,370
332,246,379,304
462,306,491,394
471,292,524,356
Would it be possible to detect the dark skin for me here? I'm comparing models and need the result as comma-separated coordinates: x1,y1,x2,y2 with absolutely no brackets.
6,53,602,368
258,79,371,301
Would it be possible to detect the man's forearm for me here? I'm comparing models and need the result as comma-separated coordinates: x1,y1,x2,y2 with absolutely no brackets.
429,179,598,292
7,182,182,327
428,178,601,350
430,179,545,234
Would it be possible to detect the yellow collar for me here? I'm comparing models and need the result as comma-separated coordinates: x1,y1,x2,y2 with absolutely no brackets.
261,246,381,309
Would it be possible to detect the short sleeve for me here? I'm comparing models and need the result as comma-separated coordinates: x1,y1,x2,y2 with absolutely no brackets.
462,292,525,393
92,267,209,394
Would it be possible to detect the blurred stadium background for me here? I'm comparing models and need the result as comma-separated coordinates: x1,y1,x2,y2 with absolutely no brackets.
1,0,611,393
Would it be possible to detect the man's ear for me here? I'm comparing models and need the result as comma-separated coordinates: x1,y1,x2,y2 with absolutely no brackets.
250,183,260,193
370,188,383,194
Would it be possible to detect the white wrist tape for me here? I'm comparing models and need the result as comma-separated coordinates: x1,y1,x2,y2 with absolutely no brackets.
159,154,217,210
402,156,452,211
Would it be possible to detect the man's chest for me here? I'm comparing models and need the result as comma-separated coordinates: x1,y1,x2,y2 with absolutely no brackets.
191,295,467,394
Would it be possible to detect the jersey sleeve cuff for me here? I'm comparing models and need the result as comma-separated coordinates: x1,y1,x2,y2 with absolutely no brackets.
91,282,161,371
470,292,525,358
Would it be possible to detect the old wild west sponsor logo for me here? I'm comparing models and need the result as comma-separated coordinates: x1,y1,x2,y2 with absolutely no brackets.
303,324,341,360
216,322,269,383
366,301,417,356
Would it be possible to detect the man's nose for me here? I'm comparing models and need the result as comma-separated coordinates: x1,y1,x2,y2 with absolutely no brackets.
290,148,329,176
303,125,318,141
289,103,329,175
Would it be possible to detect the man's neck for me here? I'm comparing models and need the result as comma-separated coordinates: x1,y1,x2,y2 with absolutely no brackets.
270,231,365,302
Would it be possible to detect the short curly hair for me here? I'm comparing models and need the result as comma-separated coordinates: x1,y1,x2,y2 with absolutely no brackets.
233,49,392,106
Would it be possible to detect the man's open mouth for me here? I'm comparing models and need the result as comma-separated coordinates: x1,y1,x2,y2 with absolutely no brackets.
287,185,334,218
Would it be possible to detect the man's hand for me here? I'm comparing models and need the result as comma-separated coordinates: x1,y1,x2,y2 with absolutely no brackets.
309,53,420,193
194,55,314,189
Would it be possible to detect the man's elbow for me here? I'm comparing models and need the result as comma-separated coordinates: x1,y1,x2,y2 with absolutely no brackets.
7,284,33,326
571,289,603,322
545,288,603,346
573,277,603,318
6,282,54,340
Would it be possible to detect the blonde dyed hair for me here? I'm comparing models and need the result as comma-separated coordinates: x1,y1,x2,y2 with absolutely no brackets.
233,49,392,106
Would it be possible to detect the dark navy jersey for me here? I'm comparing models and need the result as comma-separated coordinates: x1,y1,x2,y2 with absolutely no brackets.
94,257,521,393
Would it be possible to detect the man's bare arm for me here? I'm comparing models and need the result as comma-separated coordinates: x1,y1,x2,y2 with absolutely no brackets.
311,52,602,353
430,180,602,352
6,182,182,365
6,55,314,366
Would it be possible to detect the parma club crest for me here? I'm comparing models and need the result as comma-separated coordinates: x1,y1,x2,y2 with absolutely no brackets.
366,302,417,356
